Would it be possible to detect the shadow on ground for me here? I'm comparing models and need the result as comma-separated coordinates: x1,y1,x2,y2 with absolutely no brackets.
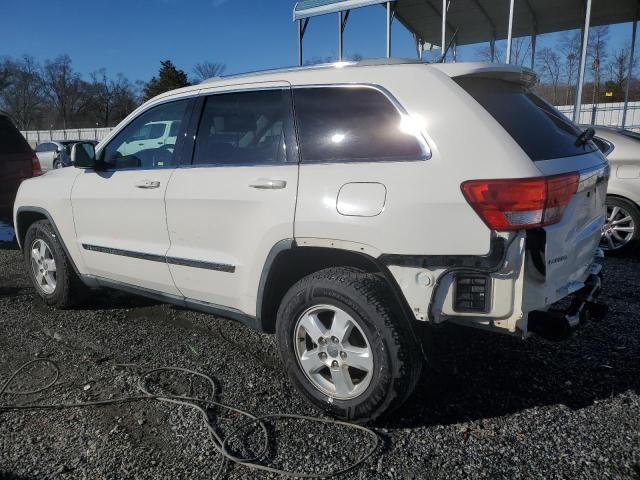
0,473,34,480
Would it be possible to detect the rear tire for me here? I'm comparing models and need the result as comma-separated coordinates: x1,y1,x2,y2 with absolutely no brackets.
601,196,640,255
24,220,87,308
276,267,422,424
53,159,63,169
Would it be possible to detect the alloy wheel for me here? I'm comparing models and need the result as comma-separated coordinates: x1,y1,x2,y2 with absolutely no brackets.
600,204,636,251
30,239,57,294
294,304,374,400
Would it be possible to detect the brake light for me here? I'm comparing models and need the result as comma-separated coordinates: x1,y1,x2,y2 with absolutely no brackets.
461,172,579,231
31,154,42,177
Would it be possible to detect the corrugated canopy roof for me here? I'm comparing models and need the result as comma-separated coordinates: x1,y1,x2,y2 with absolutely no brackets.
293,0,639,46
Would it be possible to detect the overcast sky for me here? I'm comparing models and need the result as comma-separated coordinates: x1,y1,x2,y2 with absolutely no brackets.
1,0,634,82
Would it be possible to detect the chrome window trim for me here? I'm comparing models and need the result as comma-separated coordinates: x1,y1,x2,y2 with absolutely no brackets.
290,83,433,161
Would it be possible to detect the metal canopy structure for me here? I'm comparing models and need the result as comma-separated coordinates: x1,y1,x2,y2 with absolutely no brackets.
295,0,638,46
293,0,640,127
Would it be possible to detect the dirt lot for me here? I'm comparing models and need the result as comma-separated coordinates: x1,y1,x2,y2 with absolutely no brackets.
1,242,639,479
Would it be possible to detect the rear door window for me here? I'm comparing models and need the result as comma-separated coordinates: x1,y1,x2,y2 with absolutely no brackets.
0,116,31,155
192,89,296,166
454,77,596,161
293,87,427,163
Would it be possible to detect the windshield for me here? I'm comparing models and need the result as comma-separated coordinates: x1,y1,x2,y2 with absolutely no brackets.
455,77,597,161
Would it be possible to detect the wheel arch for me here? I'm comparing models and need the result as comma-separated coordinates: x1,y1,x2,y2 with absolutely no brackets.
606,192,640,208
256,241,413,334
15,206,89,283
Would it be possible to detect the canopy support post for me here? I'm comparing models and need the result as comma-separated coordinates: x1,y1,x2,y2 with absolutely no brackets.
441,0,447,62
573,0,592,123
623,5,639,128
297,18,309,66
415,36,425,61
531,33,537,70
490,38,496,62
506,0,515,64
338,10,350,62
338,12,343,61
386,2,393,58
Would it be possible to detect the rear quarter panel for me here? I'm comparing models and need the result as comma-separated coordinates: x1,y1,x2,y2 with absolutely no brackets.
292,65,541,257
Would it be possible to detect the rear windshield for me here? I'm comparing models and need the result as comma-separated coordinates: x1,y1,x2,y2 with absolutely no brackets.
454,77,596,161
0,116,31,155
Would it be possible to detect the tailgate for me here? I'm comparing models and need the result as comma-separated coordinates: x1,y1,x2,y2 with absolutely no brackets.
534,152,608,303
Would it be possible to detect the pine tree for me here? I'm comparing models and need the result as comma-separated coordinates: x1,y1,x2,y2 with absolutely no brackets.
143,60,190,101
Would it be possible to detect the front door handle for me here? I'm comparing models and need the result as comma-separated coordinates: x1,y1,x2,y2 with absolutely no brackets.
135,180,161,189
249,178,287,190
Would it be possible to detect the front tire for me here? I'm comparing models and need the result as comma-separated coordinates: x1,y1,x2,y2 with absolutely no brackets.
276,267,422,423
600,196,640,254
24,220,86,308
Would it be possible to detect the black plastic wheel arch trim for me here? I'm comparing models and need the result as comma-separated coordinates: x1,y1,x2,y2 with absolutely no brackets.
14,207,97,286
378,236,507,270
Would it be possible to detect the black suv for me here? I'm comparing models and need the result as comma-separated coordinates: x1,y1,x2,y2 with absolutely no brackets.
0,112,40,222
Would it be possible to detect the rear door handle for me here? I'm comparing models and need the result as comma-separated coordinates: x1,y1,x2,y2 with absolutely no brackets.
249,178,287,190
135,180,161,189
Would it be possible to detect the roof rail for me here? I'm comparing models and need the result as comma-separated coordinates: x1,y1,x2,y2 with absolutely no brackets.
201,57,424,83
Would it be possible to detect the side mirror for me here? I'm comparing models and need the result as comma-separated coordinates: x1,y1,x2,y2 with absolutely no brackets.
71,142,97,169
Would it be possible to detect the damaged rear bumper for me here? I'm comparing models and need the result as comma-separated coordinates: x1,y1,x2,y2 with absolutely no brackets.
527,249,607,340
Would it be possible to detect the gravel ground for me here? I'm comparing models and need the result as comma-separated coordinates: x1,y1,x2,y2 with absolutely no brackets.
1,242,639,479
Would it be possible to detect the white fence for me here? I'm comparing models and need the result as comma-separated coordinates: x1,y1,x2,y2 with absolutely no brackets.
556,101,640,130
20,127,113,148
18,101,640,148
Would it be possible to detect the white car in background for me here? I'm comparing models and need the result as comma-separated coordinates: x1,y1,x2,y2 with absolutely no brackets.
589,126,640,253
116,120,180,162
35,140,98,171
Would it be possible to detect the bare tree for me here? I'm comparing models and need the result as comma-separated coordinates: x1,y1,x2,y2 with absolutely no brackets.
476,43,502,63
588,26,609,104
608,47,630,90
538,48,563,104
0,58,11,95
475,37,529,65
304,56,335,66
43,55,87,129
561,31,582,104
192,62,226,83
511,37,531,66
1,55,46,129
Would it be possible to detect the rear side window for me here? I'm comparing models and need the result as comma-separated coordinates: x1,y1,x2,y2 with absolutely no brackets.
455,77,596,161
0,116,31,155
293,87,427,163
192,89,295,166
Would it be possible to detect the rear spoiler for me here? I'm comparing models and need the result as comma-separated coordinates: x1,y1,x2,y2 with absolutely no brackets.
431,62,537,88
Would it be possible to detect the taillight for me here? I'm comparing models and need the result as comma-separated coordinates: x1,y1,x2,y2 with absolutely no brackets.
461,172,579,231
32,154,42,177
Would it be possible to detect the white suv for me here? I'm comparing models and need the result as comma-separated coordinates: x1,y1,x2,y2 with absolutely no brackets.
13,60,608,423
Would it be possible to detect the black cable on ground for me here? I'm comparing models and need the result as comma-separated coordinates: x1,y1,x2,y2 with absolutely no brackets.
0,359,379,478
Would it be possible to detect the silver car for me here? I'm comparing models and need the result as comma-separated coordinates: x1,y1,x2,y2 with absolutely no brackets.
590,126,640,253
34,140,97,171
